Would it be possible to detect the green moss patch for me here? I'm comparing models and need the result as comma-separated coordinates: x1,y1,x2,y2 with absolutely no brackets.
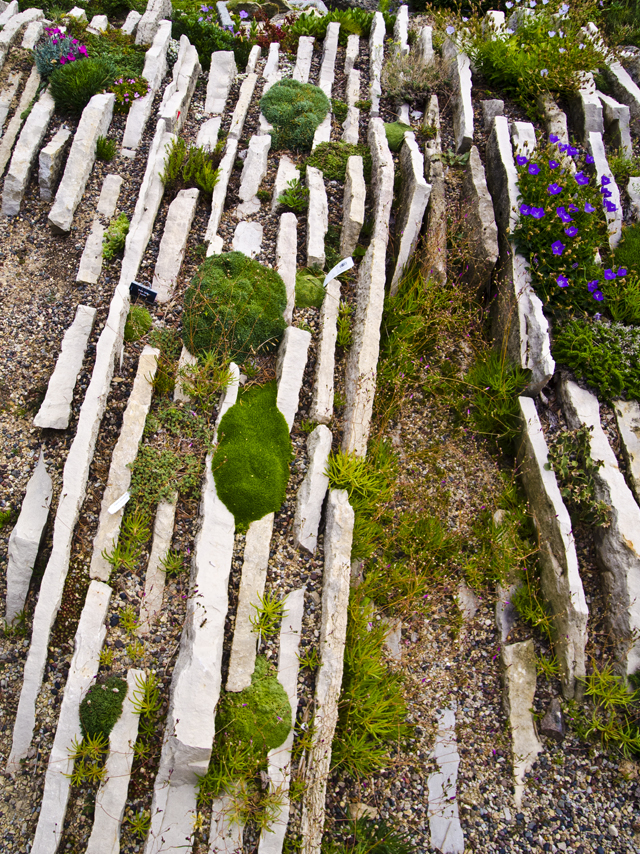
260,78,330,152
305,141,372,182
384,121,412,152
79,676,128,740
213,382,292,528
182,252,287,361
295,267,326,308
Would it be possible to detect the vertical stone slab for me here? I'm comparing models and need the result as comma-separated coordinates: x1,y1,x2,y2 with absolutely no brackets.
293,425,332,554
0,70,22,135
246,44,261,74
536,92,570,145
598,91,633,157
393,4,409,56
417,25,434,64
300,490,354,854
39,127,72,202
90,346,160,582
369,11,385,118
390,133,431,295
232,220,263,258
306,166,328,269
517,397,588,699
312,112,331,149
567,74,603,143
97,174,124,219
0,66,40,177
502,640,542,807
122,9,142,34
263,40,280,80
49,93,116,233
174,346,197,403
205,50,236,115
5,450,52,624
152,187,199,302
135,0,172,45
604,59,640,129
31,581,112,854
318,21,339,97
442,37,473,154
293,36,314,83
159,37,201,134
34,304,97,430
459,145,499,291
85,668,144,854
122,20,172,152
345,68,360,107
237,133,271,216
277,212,297,325
137,497,177,635
344,34,359,77
76,221,105,286
228,73,258,140
276,326,312,431
310,279,340,425
197,116,221,150
205,137,238,245
614,400,640,505
587,131,622,248
427,706,465,854
423,94,447,286
341,106,360,145
340,155,365,257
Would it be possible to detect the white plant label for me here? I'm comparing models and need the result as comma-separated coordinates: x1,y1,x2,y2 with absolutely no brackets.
323,257,354,287
108,491,130,514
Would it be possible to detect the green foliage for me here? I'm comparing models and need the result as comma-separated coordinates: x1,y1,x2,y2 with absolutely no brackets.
250,590,287,644
537,653,561,681
161,137,222,197
96,135,117,161
305,141,372,183
120,604,138,635
546,424,611,527
461,351,531,453
178,352,233,412
552,317,640,402
615,223,640,275
79,676,128,740
608,150,640,186
103,213,130,262
600,272,640,325
101,510,150,575
149,326,182,397
260,79,330,152
182,252,286,362
128,810,151,840
129,444,202,513
336,301,353,348
213,382,292,528
123,304,151,342
49,55,115,114
131,671,162,718
295,267,325,308
601,0,640,48
331,98,348,122
34,26,88,79
286,7,395,48
160,548,186,577
66,733,108,786
381,51,442,105
513,572,554,642
462,1,607,114
0,506,12,527
570,661,640,757
354,99,371,111
384,122,412,153
333,592,409,777
277,177,309,213
322,818,413,854
171,7,252,70
111,74,149,113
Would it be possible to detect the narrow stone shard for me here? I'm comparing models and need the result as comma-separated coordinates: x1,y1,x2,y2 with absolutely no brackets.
587,131,622,248
174,346,197,403
122,20,172,151
502,640,542,807
306,166,328,269
76,220,105,286
294,425,332,554
369,12,385,117
205,50,236,114
427,705,465,854
310,278,340,425
5,450,52,625
96,174,123,219
205,137,238,244
277,212,297,325
228,73,258,140
276,326,312,431
152,188,199,302
135,0,171,45
344,34,359,77
34,304,97,430
137,498,177,635
0,70,22,135
293,35,314,83
390,133,430,294
598,90,633,157
39,127,72,202
340,155,365,257
318,21,340,97
196,116,221,150
272,156,300,213
159,35,201,134
232,220,263,258
0,67,40,178
238,133,271,215
442,37,473,154
460,145,499,291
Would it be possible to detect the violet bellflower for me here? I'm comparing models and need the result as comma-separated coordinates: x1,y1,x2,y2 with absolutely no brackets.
564,225,578,237
548,183,563,195
556,206,572,223
556,275,569,288
516,155,529,166
528,163,540,175
587,280,599,293
552,241,565,255
575,171,589,186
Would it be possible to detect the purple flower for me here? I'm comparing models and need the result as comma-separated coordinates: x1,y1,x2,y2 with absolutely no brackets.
446,25,455,34
531,207,545,219
564,225,578,237
568,204,579,212
198,16,203,20
556,206,572,222
601,187,612,198
584,202,595,213
575,171,589,186
567,146,579,157
558,143,568,153
239,9,248,17
548,182,563,195
556,275,569,288
528,163,540,175
549,159,560,169
593,290,604,301
586,154,595,164
587,280,599,292
618,268,628,277
604,201,618,212
601,175,611,185
549,133,559,143
520,203,532,216
604,269,616,280
516,154,529,166
552,240,565,255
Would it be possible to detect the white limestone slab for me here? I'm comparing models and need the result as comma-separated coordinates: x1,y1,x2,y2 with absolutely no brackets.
344,34,359,77
340,155,365,257
502,640,542,807
96,174,124,219
246,44,261,74
306,166,328,268
21,18,43,48
5,450,52,624
34,304,96,430
537,92,569,145
341,106,359,145
90,346,159,582
293,36,314,83
76,220,105,286
272,156,300,213
390,133,431,294
276,326,311,431
205,50,236,115
85,668,144,854
598,90,633,157
605,59,640,128
39,127,71,202
417,25,434,64
393,4,409,57
238,133,271,214
293,425,332,553
49,93,115,233
587,131,622,248
630,176,640,221
0,67,39,178
311,112,331,150
369,11,385,118
442,37,473,154
0,70,21,135
319,21,339,97
205,137,238,245
122,20,172,152
567,73,603,143
0,7,43,69
87,13,109,34
228,73,258,140
137,497,177,636
3,88,55,216
122,9,142,35
232,220,263,258
300,490,354,854
152,187,199,302
136,0,171,45
310,278,340,425
263,40,279,80
427,705,464,854
0,0,18,27
197,116,221,150
345,68,360,107
460,144,499,291
208,793,244,853
160,36,201,134
31,581,112,854
276,212,297,325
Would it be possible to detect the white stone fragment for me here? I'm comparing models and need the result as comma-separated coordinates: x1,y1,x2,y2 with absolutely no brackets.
390,133,431,295
345,68,360,107
518,397,588,698
237,133,271,215
587,131,622,248
96,174,123,219
537,92,569,145
319,21,339,97
159,36,201,134
5,451,52,625
310,278,340,425
306,166,328,269
502,640,542,808
66,6,87,21
2,89,55,216
0,67,40,178
205,50,236,114
122,20,172,151
85,669,144,854
136,0,171,45
232,220,263,258
226,513,274,693
481,98,504,133
605,59,640,129
294,35,314,83
205,137,238,245
196,116,221,149
417,25,434,64
294,425,332,554
341,106,359,145
272,156,300,213
31,581,112,854
615,400,640,505
90,346,159,582
87,13,109,34
344,34,359,76
276,326,311,431
38,127,72,202
21,18,43,48
34,305,96,430
0,0,18,27
393,4,409,56
510,120,536,157
263,40,279,80
174,346,198,403
428,705,465,854
340,155,365,258
137,498,177,635
277,212,297,325
598,90,633,157
460,144,499,290
0,7,43,68
312,112,331,149
122,9,142,35
561,379,640,675
483,9,505,35
76,221,105,286
257,587,305,854
343,119,393,456
246,43,261,74
152,187,199,302
629,176,640,221
369,12,385,117
228,72,258,139
49,93,115,233
300,490,354,854
442,37,473,154
0,70,21,135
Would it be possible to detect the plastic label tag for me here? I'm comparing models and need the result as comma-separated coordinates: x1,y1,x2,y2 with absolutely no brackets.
108,492,130,514
323,257,354,287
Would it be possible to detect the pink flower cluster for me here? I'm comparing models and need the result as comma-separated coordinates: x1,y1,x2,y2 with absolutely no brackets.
43,26,87,65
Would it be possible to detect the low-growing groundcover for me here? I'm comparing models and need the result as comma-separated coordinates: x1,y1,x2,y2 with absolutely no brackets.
260,78,330,151
213,382,292,528
79,676,128,739
305,141,372,183
182,252,286,361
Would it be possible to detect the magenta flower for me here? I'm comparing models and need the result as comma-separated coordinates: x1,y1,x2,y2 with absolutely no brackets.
604,269,616,280
516,155,529,166
60,56,66,64
67,54,75,61
79,45,87,55
528,163,540,175
548,183,563,195
575,171,589,186
564,225,578,237
556,275,569,288
552,240,565,255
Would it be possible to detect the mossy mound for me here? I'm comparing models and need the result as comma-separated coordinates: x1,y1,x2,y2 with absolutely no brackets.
79,676,128,740
260,78,330,152
384,121,412,153
295,268,326,309
216,657,291,755
182,252,287,361
305,141,372,182
213,381,292,527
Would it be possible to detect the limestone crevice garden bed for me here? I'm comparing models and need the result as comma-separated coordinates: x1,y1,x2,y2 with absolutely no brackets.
1,2,640,854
